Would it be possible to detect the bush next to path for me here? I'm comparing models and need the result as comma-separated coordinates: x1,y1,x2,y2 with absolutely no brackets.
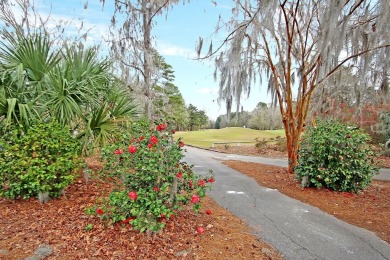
0,122,81,201
94,119,214,233
295,119,379,192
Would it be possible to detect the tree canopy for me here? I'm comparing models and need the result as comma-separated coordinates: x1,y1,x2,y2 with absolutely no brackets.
198,0,390,172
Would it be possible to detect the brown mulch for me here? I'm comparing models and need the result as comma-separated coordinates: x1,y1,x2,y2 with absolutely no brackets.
211,145,288,159
0,174,281,260
222,160,390,244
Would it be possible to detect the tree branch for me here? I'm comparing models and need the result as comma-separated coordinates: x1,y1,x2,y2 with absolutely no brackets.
317,44,390,85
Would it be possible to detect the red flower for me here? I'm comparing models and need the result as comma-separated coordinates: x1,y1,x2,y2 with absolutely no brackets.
176,172,183,178
208,178,215,183
96,208,104,215
189,180,194,188
156,123,167,131
114,149,124,155
128,191,137,201
150,135,158,144
206,209,212,215
191,194,200,203
128,145,137,153
139,136,145,141
122,217,135,224
148,143,154,149
198,179,206,187
346,134,351,138
179,141,185,147
153,187,159,192
197,226,205,234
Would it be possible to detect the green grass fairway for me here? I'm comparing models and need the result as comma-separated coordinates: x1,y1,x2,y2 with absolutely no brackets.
174,127,285,148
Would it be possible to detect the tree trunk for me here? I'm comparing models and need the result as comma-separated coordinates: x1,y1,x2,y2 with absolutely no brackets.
142,1,152,119
284,125,299,174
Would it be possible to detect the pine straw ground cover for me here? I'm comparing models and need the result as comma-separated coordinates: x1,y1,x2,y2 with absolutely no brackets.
0,171,281,260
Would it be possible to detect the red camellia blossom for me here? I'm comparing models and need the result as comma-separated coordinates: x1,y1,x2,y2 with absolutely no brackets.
114,149,123,155
139,136,145,141
208,178,215,183
148,143,154,149
150,135,158,144
153,187,159,192
128,145,137,153
156,123,167,131
128,191,137,201
179,141,185,147
176,172,183,178
197,226,205,234
122,217,135,224
198,179,206,187
191,194,200,203
206,210,212,215
96,208,104,215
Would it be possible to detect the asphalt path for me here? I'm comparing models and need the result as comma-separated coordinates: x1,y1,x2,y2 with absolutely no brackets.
184,146,390,260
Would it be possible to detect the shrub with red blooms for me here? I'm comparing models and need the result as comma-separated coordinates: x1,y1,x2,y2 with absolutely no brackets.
93,118,214,232
295,118,379,192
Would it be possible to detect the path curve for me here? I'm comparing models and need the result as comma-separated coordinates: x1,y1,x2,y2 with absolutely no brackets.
184,146,390,260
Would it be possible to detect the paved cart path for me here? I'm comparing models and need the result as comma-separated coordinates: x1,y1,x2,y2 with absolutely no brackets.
184,146,390,260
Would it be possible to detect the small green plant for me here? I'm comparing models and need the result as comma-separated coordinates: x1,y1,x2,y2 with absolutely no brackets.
85,223,94,231
0,122,81,200
94,118,214,233
295,119,379,192
255,137,268,151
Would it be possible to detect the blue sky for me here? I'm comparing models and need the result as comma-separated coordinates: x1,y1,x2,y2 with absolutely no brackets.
34,0,271,120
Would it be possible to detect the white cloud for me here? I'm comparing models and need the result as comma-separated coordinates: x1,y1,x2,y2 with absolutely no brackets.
197,87,219,94
156,41,195,58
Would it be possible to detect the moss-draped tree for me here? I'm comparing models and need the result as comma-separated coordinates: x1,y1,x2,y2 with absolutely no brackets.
198,0,390,173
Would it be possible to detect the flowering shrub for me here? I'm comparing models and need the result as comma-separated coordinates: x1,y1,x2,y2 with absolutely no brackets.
95,118,214,232
295,119,379,192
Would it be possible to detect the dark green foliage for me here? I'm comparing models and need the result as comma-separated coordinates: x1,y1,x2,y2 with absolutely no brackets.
0,122,81,200
295,119,379,192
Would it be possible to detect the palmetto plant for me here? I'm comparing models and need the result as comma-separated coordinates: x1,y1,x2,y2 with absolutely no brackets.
0,32,138,154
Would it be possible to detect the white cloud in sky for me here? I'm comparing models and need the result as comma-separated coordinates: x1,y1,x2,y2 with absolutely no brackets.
197,87,218,94
156,41,195,58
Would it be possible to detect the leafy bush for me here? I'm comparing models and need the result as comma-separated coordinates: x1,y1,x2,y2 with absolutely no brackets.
295,119,379,192
0,122,81,200
94,118,214,233
255,137,268,151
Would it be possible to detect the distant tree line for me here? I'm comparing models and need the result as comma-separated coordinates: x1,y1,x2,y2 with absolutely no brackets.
213,102,283,130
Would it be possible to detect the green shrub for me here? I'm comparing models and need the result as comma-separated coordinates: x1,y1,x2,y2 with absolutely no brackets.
255,137,268,151
94,118,214,233
295,119,379,192
0,122,81,200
